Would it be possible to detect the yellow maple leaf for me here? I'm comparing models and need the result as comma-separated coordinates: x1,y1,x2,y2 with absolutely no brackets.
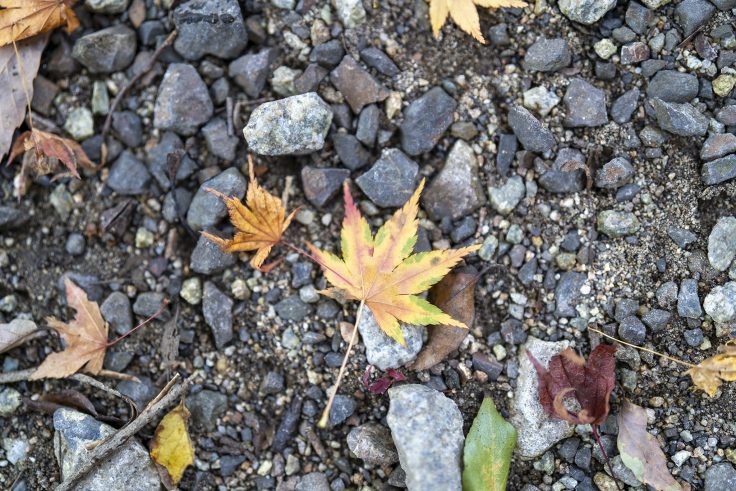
685,344,736,397
429,0,528,43
308,180,480,346
0,0,80,47
30,278,109,380
202,157,297,271
150,400,195,485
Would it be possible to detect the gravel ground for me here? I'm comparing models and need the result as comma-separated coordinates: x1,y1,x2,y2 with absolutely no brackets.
1,0,736,490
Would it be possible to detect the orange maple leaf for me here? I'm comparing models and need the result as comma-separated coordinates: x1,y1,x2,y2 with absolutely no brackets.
685,343,736,397
31,278,109,379
0,0,80,47
202,157,297,271
308,180,480,346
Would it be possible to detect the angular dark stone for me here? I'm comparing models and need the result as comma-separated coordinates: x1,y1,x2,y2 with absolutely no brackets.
522,38,571,72
72,25,137,74
360,47,400,76
333,133,371,170
399,87,456,156
107,151,151,195
228,48,277,98
356,149,419,207
301,167,350,207
507,106,555,153
647,70,699,103
330,56,389,113
563,78,608,128
172,0,248,60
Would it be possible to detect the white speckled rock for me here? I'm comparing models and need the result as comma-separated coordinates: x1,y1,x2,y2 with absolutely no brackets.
387,384,464,491
511,337,574,458
558,0,617,24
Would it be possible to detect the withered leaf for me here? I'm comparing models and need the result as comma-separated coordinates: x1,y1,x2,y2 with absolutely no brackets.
0,0,80,47
150,400,195,485
685,344,736,397
429,0,527,43
617,400,682,491
0,318,39,354
410,267,478,370
528,344,617,425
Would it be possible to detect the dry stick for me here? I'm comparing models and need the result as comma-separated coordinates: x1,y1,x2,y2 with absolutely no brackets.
0,368,138,385
56,375,193,491
588,327,696,368
72,373,139,421
318,299,366,428
281,175,294,210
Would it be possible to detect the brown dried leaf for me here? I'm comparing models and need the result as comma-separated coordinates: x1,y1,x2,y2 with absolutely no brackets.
617,400,682,491
528,344,617,425
8,128,95,178
685,344,736,397
410,267,478,370
0,0,79,47
0,318,39,354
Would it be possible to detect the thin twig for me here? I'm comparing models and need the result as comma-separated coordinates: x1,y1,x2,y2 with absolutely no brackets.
0,368,139,384
281,175,294,210
71,373,139,421
56,375,193,491
318,300,365,428
588,327,696,368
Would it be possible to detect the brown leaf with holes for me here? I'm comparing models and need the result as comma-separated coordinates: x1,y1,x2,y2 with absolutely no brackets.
30,278,109,380
685,344,736,397
528,344,617,425
0,0,79,47
410,267,478,370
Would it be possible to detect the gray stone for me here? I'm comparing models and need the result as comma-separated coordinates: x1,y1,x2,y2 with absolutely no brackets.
647,70,699,103
187,168,246,232
667,226,697,249
716,105,736,125
310,40,345,68
496,133,517,175
275,295,312,321
523,38,571,72
65,233,86,256
296,472,330,491
488,175,525,215
294,64,328,94
356,148,419,208
260,371,284,395
704,282,736,323
701,134,736,161
146,132,198,190
555,272,586,317
702,155,736,186
678,279,702,319
203,281,234,349
507,106,555,153
400,87,456,156
611,88,640,123
301,167,349,207
597,210,641,238
85,0,129,14
620,42,650,64
333,134,371,170
657,281,678,308
111,111,142,148
0,206,29,231
675,0,715,37
116,377,158,411
244,93,332,155
387,384,464,491
64,107,95,141
202,118,239,161
708,217,736,271
172,0,247,60
334,0,366,28
72,25,137,74
163,188,193,223
358,307,423,370
705,463,736,491
347,424,399,465
595,157,634,189
54,409,159,490
356,105,380,147
422,140,486,220
58,272,103,302
512,338,574,458
328,395,356,426
228,48,277,98
626,2,655,34
618,316,647,345
154,63,214,136
190,235,236,274
360,47,400,76
101,292,133,336
330,56,389,114
563,78,608,127
107,151,151,195
558,0,616,24
0,387,21,416
651,98,708,136
642,309,671,331
132,292,165,318
186,390,228,431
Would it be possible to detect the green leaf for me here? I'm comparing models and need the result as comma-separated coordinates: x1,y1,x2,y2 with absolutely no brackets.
462,396,516,491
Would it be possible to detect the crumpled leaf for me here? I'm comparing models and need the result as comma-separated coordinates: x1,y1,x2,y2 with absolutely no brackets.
685,344,736,397
203,156,297,270
410,267,478,370
0,0,79,47
462,396,516,491
308,180,480,346
429,0,527,43
362,366,406,394
30,278,109,379
150,400,195,485
0,318,39,354
0,34,46,160
528,344,617,425
617,400,683,491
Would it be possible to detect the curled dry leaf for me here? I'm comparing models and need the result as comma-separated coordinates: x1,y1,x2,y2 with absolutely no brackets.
150,400,195,485
362,366,406,394
202,156,297,270
308,180,480,346
685,344,736,397
617,400,682,491
528,344,617,425
0,318,39,354
429,0,527,43
30,278,109,380
0,0,80,47
410,267,478,370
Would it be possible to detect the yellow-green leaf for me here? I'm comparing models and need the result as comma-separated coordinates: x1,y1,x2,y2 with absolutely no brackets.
150,400,195,485
462,396,516,491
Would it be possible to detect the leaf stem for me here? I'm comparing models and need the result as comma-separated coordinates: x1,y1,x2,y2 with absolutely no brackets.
592,424,622,491
588,327,696,368
318,299,365,428
106,299,169,347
